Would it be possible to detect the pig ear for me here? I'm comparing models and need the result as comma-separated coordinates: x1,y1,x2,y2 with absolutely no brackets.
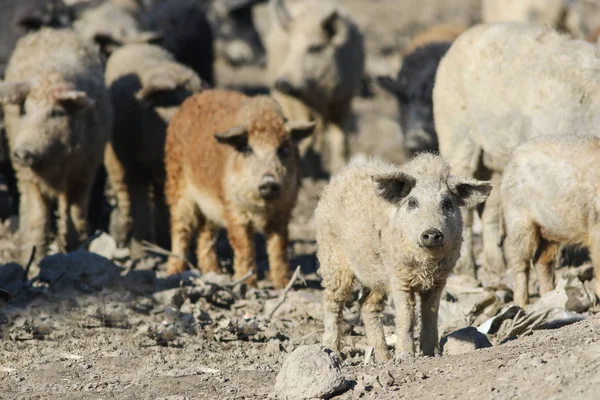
93,33,124,56
214,125,249,150
376,76,407,101
447,176,493,208
285,121,316,143
0,81,31,105
321,9,346,43
272,0,292,31
372,172,416,203
55,90,95,113
17,10,46,32
135,31,164,45
135,75,178,101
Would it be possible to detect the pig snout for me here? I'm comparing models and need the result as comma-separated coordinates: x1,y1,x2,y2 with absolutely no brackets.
420,228,444,248
12,148,40,167
274,78,297,97
258,174,281,200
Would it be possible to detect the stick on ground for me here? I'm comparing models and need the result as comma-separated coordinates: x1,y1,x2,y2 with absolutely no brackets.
266,266,302,320
228,269,255,287
141,240,198,272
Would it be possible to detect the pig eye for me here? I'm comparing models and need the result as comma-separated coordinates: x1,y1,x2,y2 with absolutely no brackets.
442,198,454,211
277,144,290,160
239,143,253,155
50,108,66,118
407,197,419,210
308,43,326,53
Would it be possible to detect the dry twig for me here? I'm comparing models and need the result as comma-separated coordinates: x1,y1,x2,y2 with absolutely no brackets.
266,266,302,320
228,269,255,287
141,240,198,272
22,246,36,283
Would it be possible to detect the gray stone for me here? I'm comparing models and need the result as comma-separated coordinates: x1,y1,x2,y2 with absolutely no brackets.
38,251,121,293
274,345,347,399
0,263,24,296
87,232,118,260
441,327,492,355
123,269,156,294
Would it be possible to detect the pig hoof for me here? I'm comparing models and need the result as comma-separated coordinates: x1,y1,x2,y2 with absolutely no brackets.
166,265,188,276
272,277,289,290
393,351,414,362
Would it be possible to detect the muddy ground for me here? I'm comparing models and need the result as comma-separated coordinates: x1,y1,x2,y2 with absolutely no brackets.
2,0,600,399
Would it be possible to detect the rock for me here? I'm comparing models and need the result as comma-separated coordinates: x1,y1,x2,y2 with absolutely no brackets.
87,232,118,260
265,339,284,356
263,291,323,321
0,263,24,297
152,288,185,308
440,327,492,355
123,269,156,294
274,345,347,399
38,251,121,293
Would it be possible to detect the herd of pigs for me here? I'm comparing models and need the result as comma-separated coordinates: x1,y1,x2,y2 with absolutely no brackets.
1,0,600,372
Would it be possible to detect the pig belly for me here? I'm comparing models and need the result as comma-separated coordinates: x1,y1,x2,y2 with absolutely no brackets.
187,183,226,226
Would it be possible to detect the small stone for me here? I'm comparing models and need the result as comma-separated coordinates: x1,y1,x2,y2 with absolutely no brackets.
87,232,117,260
440,327,492,355
274,345,347,399
124,269,156,294
265,339,284,356
377,370,395,387
0,263,24,296
152,288,185,308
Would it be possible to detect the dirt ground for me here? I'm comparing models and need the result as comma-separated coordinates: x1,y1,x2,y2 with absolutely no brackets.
2,0,600,399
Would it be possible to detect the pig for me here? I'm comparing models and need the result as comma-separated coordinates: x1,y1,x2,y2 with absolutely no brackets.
480,0,600,40
164,90,315,288
266,0,365,176
316,154,491,361
0,28,112,264
143,0,215,85
501,136,600,307
206,0,267,67
433,22,600,278
104,43,204,257
377,41,452,157
72,0,162,56
404,23,465,54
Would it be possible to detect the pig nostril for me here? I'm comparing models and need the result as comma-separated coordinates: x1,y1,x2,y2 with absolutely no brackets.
259,182,281,199
420,228,444,248
274,79,294,95
12,149,35,167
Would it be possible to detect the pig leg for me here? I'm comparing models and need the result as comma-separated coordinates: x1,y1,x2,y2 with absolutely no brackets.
129,176,153,259
505,219,538,307
196,219,219,274
360,289,390,361
320,249,354,355
391,288,416,358
152,183,171,250
325,123,347,174
534,240,558,296
105,144,132,248
420,282,446,356
481,172,506,274
166,194,198,275
265,219,290,289
19,183,50,263
56,193,70,253
588,226,600,300
226,216,256,283
65,175,95,251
